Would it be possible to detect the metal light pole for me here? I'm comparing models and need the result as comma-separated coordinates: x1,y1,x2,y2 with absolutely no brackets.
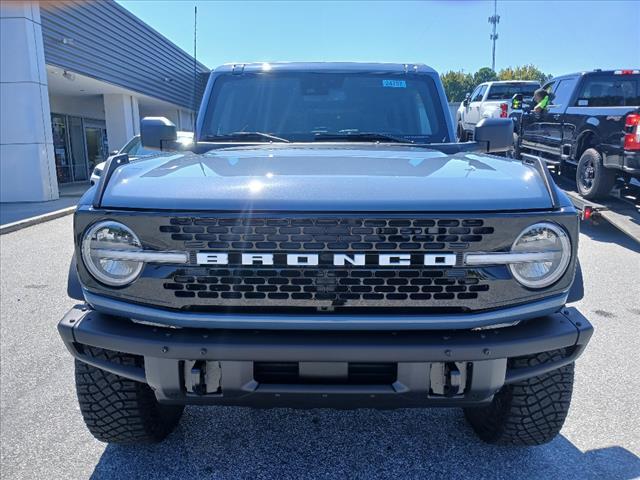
488,0,500,71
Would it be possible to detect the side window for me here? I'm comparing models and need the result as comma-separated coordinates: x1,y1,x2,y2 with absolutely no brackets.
472,85,486,102
543,81,556,94
575,76,640,107
469,86,480,102
551,78,578,107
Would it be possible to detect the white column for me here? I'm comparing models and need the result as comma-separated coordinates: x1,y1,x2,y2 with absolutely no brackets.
0,1,58,202
179,109,194,132
103,93,140,152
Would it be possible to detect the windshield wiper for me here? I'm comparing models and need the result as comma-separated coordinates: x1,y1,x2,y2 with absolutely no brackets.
203,132,290,143
313,132,413,144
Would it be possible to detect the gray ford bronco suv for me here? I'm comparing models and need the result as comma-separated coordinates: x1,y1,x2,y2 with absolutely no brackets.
59,63,593,446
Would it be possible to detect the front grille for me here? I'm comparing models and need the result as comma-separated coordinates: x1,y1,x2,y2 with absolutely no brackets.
76,209,579,314
159,217,495,252
164,266,489,305
155,216,496,309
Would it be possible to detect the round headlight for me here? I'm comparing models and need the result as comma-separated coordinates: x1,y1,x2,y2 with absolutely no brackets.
509,222,571,289
81,221,143,286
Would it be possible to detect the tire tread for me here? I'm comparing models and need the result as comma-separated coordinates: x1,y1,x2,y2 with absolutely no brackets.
75,347,183,444
464,349,574,446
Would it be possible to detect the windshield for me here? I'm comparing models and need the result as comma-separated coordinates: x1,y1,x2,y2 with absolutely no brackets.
486,83,539,100
201,72,449,143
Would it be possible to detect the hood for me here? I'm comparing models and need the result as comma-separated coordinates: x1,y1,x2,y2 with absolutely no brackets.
99,145,555,211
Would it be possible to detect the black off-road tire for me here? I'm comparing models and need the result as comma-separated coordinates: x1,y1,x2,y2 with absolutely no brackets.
75,347,184,444
576,148,616,200
463,349,574,446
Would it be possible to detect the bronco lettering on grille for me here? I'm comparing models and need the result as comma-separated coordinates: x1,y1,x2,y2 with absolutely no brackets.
196,252,457,267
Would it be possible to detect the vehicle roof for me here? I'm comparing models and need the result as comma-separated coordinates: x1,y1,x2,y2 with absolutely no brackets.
546,69,640,82
131,131,193,138
212,62,437,74
480,80,540,86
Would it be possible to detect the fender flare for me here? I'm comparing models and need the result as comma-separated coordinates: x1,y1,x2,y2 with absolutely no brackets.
67,254,84,301
572,128,601,161
567,259,584,303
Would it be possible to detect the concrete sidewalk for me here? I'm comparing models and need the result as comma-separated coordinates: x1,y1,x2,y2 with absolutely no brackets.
0,183,89,226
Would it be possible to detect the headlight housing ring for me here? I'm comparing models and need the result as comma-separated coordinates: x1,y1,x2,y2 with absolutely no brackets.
81,221,144,287
508,222,571,289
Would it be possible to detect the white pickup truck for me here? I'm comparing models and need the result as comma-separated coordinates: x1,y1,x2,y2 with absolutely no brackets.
456,80,540,141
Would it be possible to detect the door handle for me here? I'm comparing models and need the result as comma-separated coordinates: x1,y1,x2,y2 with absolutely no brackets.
553,114,561,120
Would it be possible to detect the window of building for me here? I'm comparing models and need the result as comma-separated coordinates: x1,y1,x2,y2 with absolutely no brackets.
51,114,72,184
50,114,108,184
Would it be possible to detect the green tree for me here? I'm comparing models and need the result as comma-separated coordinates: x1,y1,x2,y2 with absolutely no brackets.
440,70,474,102
498,65,552,83
473,67,498,85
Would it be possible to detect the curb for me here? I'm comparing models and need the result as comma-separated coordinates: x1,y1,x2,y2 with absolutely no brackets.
0,206,76,235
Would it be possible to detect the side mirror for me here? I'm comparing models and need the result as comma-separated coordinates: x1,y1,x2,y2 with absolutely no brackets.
140,117,177,151
511,93,524,110
462,93,471,107
474,118,513,153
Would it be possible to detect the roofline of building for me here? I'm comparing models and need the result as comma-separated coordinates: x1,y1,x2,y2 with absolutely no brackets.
112,0,209,72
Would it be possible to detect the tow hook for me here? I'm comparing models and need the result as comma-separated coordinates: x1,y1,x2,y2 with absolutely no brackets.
430,362,468,397
185,360,222,394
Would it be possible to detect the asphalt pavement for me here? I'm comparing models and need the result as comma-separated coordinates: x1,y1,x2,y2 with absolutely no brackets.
1,216,639,480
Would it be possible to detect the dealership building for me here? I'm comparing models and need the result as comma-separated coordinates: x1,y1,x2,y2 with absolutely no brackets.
0,0,209,202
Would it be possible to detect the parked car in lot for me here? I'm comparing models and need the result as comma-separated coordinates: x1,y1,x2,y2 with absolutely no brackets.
456,80,540,141
90,130,193,185
59,62,591,447
513,69,640,200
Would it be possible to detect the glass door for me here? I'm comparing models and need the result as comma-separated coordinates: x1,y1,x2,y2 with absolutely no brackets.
51,114,72,184
83,120,108,175
68,116,88,182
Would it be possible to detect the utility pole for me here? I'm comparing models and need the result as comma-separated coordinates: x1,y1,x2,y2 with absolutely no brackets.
488,0,499,71
192,5,198,134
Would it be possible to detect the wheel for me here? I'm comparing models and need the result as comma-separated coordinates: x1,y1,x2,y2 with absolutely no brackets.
75,347,184,444
505,132,520,159
463,349,574,446
576,148,616,200
457,122,467,142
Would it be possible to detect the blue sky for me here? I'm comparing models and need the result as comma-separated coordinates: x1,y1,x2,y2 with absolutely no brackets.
118,0,639,76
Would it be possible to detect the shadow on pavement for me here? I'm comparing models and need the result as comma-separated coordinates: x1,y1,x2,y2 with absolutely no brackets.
578,218,640,254
90,406,640,480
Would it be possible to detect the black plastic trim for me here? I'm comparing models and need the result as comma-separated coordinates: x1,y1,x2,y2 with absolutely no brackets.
92,153,129,209
59,306,592,365
67,255,83,301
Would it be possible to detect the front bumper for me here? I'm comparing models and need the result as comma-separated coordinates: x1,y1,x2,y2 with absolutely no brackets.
58,305,592,408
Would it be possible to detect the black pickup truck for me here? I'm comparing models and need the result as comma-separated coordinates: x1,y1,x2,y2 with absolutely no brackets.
513,69,640,200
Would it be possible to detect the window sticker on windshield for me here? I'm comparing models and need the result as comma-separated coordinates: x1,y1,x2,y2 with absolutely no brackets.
382,79,407,88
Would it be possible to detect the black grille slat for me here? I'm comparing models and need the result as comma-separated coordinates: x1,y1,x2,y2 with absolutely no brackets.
164,266,490,304
160,217,494,253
